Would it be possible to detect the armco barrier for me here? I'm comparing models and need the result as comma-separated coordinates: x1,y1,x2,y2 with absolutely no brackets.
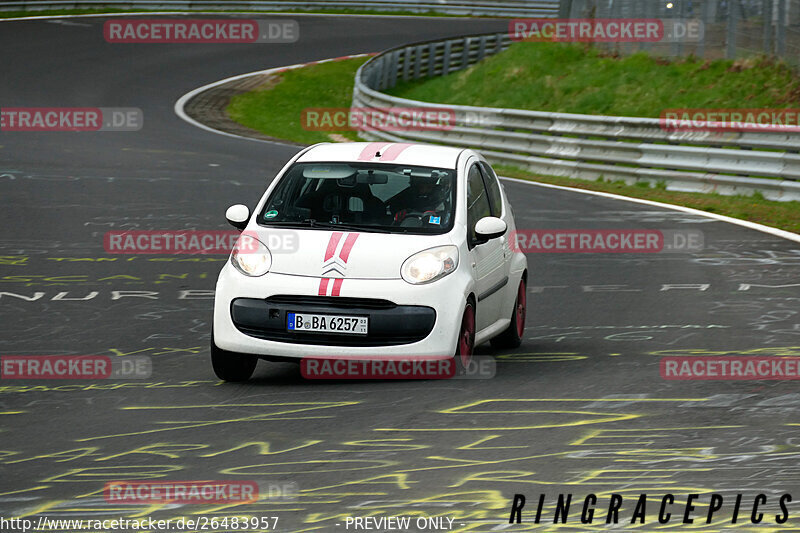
0,0,559,17
352,32,800,201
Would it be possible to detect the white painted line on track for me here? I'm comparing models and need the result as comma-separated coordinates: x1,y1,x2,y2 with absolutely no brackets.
501,176,800,244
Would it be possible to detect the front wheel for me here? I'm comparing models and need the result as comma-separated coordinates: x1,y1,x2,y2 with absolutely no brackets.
211,332,257,382
491,277,526,349
453,301,476,373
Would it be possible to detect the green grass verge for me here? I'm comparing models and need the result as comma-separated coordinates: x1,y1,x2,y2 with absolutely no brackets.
498,166,800,234
227,56,368,145
387,42,800,116
225,50,799,234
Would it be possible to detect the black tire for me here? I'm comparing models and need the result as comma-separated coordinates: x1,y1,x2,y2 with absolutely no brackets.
211,332,257,382
453,301,476,374
491,277,526,349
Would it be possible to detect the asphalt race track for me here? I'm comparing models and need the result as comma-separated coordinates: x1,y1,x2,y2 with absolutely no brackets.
2,13,800,533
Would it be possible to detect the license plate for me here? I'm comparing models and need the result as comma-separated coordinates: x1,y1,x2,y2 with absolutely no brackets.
287,312,368,335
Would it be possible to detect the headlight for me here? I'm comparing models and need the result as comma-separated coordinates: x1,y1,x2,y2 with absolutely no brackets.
401,245,458,285
231,235,272,277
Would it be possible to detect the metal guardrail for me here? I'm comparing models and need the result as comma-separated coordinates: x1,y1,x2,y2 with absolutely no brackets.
0,0,559,17
352,32,800,201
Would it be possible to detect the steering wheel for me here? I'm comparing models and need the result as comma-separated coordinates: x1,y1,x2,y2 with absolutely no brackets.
394,210,437,227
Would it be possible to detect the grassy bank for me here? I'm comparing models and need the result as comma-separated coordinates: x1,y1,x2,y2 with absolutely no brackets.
227,57,368,145
387,42,800,116
224,47,799,233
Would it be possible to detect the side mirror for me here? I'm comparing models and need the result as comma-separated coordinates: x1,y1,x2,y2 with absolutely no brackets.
474,216,507,243
226,204,250,231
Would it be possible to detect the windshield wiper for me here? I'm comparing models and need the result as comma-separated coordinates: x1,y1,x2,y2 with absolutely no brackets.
263,219,390,233
305,220,391,234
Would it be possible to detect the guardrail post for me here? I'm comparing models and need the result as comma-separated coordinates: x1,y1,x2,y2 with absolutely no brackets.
387,50,400,88
461,37,471,69
442,40,452,75
413,45,423,79
402,47,411,82
494,33,503,54
428,42,438,77
381,55,392,90
477,35,487,62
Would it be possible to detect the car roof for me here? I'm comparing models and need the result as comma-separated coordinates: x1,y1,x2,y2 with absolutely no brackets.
296,142,465,169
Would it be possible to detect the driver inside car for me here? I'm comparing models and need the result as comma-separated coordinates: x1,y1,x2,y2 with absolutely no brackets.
387,174,450,226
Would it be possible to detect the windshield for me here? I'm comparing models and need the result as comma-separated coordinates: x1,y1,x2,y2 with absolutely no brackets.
258,162,456,234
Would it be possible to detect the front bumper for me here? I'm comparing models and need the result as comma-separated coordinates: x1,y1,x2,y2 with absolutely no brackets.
213,265,470,359
231,295,435,346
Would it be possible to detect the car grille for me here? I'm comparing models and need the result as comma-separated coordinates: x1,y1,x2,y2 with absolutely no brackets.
231,297,435,347
265,295,396,310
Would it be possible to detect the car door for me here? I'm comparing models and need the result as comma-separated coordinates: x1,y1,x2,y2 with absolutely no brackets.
479,161,513,294
466,161,506,332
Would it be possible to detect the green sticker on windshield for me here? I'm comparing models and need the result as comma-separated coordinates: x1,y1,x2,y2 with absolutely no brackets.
265,210,279,219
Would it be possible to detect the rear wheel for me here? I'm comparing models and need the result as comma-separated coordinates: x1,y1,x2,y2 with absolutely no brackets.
491,277,526,349
453,301,476,373
211,331,257,382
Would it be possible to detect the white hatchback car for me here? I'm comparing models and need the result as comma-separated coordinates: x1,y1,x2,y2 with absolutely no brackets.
212,142,527,381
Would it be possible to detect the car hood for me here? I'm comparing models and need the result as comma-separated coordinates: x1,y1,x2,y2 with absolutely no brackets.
254,228,453,280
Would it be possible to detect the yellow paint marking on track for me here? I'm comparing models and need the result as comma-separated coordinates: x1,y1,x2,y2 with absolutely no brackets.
121,402,356,409
457,435,527,450
376,410,640,431
397,452,570,473
77,402,358,441
325,438,430,453
0,486,49,497
41,464,182,482
220,459,398,476
570,426,746,446
440,398,708,413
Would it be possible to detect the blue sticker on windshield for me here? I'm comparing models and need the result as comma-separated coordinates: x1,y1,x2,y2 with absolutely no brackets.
265,210,279,219
429,216,441,225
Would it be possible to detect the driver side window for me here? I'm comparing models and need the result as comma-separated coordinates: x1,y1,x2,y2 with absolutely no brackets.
467,163,492,248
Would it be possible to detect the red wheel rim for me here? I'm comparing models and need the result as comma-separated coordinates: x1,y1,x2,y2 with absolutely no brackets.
458,304,475,367
515,279,527,338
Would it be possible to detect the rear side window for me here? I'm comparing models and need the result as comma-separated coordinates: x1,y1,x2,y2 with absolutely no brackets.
480,162,503,217
467,163,492,247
